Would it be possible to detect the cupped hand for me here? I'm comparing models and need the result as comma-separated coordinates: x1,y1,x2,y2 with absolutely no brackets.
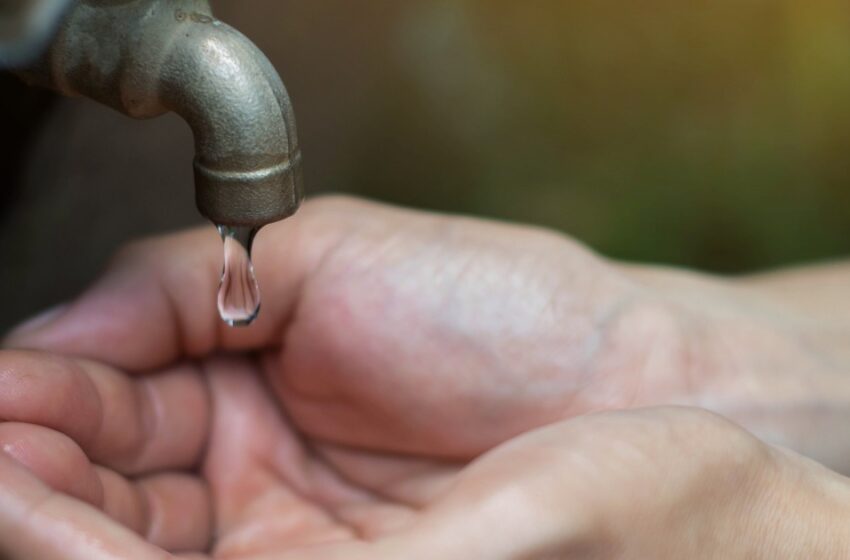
0,356,845,559
6,196,850,467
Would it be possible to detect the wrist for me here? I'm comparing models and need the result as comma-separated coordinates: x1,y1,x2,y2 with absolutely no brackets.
615,262,850,472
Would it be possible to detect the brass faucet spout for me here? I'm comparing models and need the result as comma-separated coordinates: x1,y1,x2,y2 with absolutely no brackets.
18,0,303,227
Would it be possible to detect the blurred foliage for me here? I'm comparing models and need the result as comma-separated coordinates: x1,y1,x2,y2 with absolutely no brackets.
340,0,850,272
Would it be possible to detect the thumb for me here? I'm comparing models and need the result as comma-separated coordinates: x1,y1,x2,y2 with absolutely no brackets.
2,197,355,372
0,454,168,559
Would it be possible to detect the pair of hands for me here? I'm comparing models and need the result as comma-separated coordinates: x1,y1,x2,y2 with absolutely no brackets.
2,196,850,558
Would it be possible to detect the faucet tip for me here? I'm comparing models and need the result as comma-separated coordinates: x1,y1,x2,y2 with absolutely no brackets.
195,150,304,227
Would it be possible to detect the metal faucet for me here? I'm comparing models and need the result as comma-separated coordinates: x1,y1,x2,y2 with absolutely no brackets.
5,0,303,228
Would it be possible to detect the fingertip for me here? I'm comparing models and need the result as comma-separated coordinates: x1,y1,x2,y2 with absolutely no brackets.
3,256,186,371
2,304,70,345
139,474,212,553
0,423,104,508
0,453,170,560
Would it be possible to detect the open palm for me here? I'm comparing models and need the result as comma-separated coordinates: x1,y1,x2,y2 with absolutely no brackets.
0,350,465,558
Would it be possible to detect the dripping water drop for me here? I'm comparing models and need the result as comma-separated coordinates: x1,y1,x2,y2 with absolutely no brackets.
216,224,261,327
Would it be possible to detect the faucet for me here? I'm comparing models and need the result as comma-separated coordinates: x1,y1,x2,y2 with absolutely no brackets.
10,0,303,228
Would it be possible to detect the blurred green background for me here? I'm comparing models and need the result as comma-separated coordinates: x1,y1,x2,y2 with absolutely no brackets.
2,0,850,329
327,0,850,273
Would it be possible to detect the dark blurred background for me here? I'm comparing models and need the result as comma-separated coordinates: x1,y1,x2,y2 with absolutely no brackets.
2,0,850,332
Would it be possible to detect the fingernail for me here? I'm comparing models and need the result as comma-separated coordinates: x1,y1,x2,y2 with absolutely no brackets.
2,303,70,344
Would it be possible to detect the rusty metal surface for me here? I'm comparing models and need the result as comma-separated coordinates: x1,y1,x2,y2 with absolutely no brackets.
15,0,302,226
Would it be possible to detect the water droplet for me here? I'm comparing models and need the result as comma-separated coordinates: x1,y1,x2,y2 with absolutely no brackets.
217,225,261,327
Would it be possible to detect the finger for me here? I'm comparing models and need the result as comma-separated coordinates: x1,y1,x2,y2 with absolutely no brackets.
0,454,168,560
0,350,209,474
98,468,212,553
3,196,370,371
140,474,211,553
0,423,103,507
0,422,213,552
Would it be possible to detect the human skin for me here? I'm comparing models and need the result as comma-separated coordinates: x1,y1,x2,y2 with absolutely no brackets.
2,196,850,557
